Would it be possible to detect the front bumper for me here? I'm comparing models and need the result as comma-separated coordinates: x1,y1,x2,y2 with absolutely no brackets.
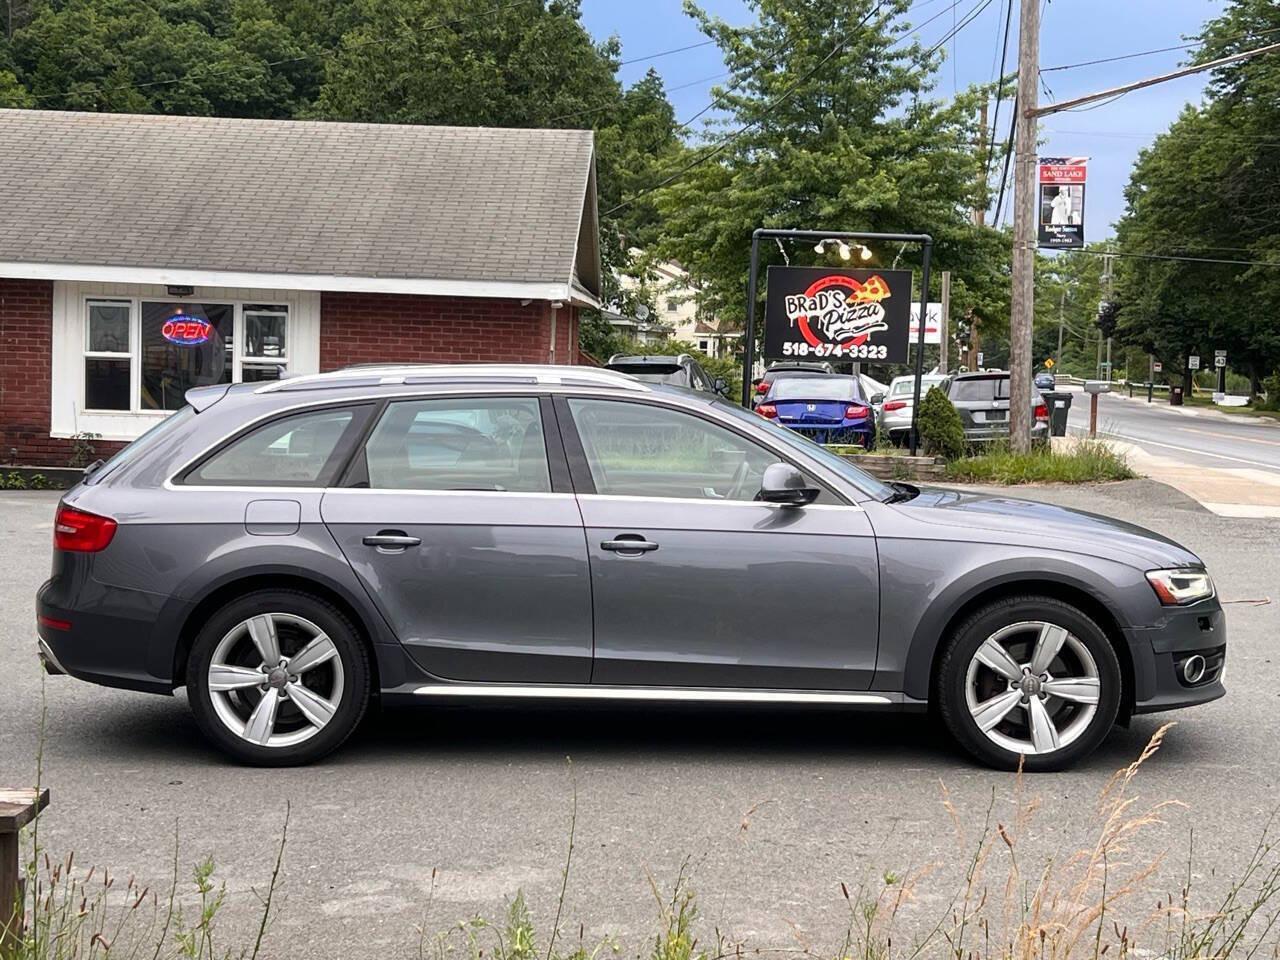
1125,599,1226,715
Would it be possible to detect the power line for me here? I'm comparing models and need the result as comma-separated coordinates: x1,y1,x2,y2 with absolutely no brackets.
984,0,1014,180
1076,248,1280,268
1041,23,1280,73
618,39,716,66
992,92,1016,225
924,0,997,57
603,2,888,218
545,71,731,125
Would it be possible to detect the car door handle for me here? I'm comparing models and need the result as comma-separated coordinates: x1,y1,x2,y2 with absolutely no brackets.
363,533,421,549
600,538,659,554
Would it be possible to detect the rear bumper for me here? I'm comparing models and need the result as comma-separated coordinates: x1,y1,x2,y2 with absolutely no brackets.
37,577,177,695
779,423,873,445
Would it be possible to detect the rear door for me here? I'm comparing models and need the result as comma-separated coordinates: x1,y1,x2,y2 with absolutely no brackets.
557,395,880,690
320,394,592,683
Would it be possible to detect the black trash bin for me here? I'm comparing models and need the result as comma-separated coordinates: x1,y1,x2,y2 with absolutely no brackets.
1044,391,1072,436
1170,386,1184,406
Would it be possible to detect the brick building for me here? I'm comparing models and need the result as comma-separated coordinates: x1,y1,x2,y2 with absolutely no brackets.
0,110,600,466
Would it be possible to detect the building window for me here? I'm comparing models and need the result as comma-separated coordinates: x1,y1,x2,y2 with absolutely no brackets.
84,301,132,411
666,299,678,313
698,339,711,354
83,299,289,413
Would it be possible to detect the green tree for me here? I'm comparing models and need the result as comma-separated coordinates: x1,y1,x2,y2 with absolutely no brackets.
1113,0,1280,395
648,0,1010,365
3,0,322,116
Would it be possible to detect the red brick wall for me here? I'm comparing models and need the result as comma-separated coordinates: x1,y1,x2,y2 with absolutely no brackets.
320,293,579,370
0,278,127,467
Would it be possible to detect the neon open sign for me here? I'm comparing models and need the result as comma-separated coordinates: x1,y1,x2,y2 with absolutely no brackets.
162,314,212,346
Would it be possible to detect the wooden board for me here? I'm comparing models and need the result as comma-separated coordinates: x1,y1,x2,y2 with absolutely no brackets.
0,788,49,833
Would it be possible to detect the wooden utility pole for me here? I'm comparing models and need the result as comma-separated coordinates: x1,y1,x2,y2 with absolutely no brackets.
1057,288,1065,360
1008,0,1039,452
939,271,952,373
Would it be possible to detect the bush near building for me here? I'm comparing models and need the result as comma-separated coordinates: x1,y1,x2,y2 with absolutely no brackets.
916,386,965,461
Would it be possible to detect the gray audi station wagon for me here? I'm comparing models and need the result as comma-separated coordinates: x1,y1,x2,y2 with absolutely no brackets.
36,365,1225,769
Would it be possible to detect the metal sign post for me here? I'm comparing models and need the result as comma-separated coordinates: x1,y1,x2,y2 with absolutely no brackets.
742,229,934,454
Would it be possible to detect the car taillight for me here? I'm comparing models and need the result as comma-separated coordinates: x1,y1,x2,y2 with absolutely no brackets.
756,403,778,419
883,400,907,412
1034,402,1049,421
756,381,770,394
844,404,869,420
53,505,117,552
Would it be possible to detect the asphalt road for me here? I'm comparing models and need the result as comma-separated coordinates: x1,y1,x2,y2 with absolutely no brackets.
1065,387,1280,474
1,485,1277,958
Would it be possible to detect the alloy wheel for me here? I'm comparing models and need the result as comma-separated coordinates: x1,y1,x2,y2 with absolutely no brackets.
206,613,345,748
963,620,1101,756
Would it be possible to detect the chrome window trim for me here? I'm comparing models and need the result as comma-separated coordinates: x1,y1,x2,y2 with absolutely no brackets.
159,383,876,503
574,493,864,513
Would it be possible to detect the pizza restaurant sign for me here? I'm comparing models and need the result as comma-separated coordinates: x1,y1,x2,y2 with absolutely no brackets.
763,266,912,363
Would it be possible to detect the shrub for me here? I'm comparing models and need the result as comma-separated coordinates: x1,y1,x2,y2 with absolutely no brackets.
947,438,1136,484
916,385,965,461
1259,371,1280,412
5,470,27,489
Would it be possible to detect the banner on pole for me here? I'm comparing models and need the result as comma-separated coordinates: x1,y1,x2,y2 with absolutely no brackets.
1037,156,1087,249
908,302,943,345
763,266,913,363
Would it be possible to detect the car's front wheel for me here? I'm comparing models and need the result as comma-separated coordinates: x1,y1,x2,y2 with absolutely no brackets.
186,589,370,766
936,595,1121,771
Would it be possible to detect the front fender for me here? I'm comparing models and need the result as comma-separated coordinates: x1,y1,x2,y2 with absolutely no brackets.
871,538,1150,701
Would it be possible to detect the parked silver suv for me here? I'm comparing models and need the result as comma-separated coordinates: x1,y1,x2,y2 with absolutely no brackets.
38,365,1224,768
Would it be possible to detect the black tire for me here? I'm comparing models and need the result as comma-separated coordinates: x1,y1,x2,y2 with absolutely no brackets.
186,589,371,766
936,595,1122,772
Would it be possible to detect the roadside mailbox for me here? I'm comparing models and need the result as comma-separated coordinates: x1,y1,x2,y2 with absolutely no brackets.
1083,381,1110,437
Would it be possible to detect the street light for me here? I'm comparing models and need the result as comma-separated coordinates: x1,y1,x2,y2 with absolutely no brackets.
814,238,872,261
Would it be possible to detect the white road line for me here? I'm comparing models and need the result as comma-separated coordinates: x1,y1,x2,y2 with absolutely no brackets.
1084,430,1280,471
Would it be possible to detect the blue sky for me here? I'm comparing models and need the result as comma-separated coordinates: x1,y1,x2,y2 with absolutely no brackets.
580,0,1227,239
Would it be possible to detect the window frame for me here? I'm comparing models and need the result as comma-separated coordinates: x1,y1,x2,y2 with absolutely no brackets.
81,296,292,414
552,394,847,505
343,393,569,494
83,299,135,411
175,401,375,488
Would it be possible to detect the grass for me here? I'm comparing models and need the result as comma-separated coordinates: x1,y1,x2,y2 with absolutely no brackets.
1181,392,1280,421
946,438,1137,485
10,728,1280,959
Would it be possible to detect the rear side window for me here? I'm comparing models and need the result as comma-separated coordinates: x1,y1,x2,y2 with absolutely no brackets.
187,406,363,486
363,397,550,492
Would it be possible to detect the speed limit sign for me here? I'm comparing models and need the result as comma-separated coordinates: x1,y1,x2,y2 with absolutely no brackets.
1189,356,1200,370
1215,353,1227,368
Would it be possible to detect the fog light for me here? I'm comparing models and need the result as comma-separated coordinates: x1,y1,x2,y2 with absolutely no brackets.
1182,654,1207,684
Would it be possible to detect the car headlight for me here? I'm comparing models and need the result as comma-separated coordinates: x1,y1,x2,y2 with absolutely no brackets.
1146,568,1215,606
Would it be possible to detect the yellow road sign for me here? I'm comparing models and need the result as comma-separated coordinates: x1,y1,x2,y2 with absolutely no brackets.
1044,357,1055,369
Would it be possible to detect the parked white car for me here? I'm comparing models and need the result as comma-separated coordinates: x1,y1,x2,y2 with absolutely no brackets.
876,373,950,443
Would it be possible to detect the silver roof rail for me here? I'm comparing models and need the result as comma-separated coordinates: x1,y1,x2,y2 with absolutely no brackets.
255,363,649,393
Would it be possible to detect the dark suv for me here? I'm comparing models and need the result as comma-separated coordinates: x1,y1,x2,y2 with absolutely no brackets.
605,353,724,394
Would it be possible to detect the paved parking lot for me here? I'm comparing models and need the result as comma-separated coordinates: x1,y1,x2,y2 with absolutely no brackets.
1,481,1276,957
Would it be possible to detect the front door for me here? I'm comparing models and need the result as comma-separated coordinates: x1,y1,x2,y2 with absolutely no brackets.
558,396,880,690
321,394,592,683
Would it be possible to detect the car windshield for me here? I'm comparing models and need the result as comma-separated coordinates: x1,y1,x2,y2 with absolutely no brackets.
771,378,859,401
713,399,894,501
86,405,196,484
950,376,1009,401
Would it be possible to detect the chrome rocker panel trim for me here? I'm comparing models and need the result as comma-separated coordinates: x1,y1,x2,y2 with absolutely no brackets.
411,683,898,705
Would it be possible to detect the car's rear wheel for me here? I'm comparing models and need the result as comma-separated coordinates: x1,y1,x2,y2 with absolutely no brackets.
936,595,1121,771
186,590,370,766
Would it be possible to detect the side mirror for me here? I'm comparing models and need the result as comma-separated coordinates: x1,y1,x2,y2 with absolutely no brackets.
870,392,885,405
757,462,819,506
713,376,729,396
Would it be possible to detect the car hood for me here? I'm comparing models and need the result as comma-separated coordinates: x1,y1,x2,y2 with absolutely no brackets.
889,487,1202,569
